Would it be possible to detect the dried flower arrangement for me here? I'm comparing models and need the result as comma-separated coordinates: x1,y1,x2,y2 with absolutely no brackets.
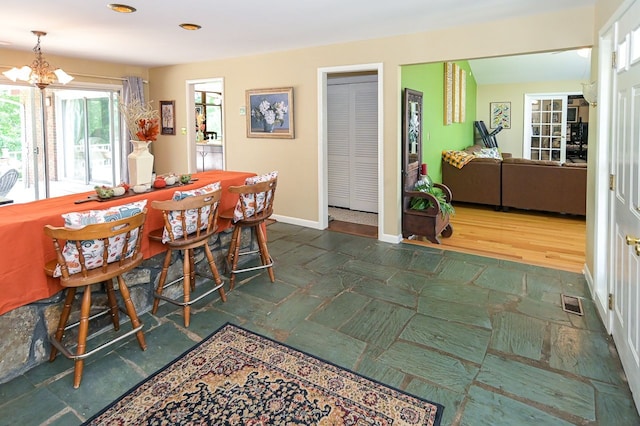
120,99,160,142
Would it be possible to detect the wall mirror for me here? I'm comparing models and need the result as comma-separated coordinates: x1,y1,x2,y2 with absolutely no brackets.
403,88,423,184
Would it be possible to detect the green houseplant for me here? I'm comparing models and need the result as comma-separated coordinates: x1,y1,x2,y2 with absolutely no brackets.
409,179,455,218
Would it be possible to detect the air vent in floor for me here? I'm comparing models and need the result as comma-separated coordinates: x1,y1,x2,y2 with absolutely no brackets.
561,294,584,316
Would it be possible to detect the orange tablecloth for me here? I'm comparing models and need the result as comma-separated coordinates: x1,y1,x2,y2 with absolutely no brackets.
0,170,255,316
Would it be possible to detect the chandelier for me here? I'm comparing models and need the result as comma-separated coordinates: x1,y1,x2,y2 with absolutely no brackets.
2,31,74,90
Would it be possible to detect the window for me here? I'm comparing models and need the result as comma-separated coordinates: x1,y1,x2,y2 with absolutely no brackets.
195,90,222,141
0,84,121,203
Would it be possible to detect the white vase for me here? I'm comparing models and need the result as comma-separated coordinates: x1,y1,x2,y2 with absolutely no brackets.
128,140,154,186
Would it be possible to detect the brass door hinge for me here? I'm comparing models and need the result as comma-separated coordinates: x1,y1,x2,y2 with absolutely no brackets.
612,51,617,69
608,293,614,310
610,174,615,191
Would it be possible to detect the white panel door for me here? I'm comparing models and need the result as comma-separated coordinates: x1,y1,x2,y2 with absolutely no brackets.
611,0,640,405
327,79,378,212
350,82,378,212
327,84,350,208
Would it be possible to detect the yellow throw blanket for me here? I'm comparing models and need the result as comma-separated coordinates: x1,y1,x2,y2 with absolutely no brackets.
442,150,475,169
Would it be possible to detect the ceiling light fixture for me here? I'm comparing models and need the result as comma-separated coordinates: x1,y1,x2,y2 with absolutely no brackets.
108,4,137,13
2,31,73,90
179,23,202,31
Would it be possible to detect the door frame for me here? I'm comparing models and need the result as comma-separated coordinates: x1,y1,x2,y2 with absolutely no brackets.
184,77,225,173
592,26,615,329
317,63,387,241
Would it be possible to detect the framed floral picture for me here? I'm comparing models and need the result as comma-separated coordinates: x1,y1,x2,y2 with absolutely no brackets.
490,101,511,129
246,87,294,139
160,100,176,135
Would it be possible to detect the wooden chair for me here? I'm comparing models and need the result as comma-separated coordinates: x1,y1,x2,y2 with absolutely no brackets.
44,210,148,388
220,177,277,290
149,189,226,327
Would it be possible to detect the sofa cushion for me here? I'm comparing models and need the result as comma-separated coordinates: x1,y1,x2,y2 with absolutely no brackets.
442,150,475,169
563,162,588,168
474,147,503,160
502,157,560,166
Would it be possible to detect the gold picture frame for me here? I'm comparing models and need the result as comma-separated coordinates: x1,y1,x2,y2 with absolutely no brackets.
458,68,466,123
444,62,453,125
246,87,294,139
452,64,460,123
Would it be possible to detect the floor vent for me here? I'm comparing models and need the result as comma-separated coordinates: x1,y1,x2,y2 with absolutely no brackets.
561,294,584,316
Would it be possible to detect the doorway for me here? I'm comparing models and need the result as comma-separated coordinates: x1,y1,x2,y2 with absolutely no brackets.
185,78,224,174
318,63,384,240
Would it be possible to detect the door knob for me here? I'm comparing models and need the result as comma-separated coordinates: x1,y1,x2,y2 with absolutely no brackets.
625,235,640,246
626,235,640,256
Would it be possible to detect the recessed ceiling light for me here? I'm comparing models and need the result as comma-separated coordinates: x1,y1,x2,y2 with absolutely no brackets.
108,4,136,13
179,23,202,31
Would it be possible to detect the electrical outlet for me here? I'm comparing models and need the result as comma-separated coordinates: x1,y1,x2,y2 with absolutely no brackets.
180,127,187,135
239,106,246,116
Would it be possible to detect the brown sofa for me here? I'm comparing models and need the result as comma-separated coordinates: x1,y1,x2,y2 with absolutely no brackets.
501,158,587,215
442,153,587,216
442,157,502,208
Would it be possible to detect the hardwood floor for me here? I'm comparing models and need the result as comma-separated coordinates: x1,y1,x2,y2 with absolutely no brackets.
325,204,586,273
405,204,586,273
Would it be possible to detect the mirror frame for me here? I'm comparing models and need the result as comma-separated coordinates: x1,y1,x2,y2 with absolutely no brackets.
402,88,423,185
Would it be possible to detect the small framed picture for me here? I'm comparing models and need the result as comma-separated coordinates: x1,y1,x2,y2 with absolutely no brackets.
246,87,294,139
160,100,176,135
567,106,578,123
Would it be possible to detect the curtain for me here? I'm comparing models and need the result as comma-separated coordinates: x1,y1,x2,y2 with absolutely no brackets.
120,77,145,182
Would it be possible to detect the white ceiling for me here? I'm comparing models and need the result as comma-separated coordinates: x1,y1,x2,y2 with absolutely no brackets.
0,0,595,68
469,48,593,85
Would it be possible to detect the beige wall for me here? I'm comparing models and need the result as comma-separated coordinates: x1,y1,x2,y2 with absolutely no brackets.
148,6,595,238
476,80,586,157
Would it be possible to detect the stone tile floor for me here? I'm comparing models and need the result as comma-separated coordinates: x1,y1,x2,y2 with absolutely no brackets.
0,222,638,425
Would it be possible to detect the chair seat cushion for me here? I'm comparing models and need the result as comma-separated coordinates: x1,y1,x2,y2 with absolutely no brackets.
233,171,278,222
162,182,221,243
55,200,147,277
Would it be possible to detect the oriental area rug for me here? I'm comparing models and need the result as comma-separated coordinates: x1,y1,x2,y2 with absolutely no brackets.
85,323,444,425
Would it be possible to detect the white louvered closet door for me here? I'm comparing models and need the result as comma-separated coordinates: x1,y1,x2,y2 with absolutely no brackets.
327,79,378,212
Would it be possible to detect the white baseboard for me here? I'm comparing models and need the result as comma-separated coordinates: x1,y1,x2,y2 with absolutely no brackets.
271,214,402,245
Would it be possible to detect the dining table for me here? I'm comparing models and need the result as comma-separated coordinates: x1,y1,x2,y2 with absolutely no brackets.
0,170,255,316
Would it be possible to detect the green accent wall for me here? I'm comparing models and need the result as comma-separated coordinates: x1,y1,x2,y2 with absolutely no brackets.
401,62,477,182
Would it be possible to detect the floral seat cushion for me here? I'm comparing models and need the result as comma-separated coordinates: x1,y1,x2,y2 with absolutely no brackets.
233,171,278,222
162,182,221,243
55,200,147,277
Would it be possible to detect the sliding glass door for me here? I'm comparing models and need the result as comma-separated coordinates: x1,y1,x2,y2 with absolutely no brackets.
0,84,121,203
